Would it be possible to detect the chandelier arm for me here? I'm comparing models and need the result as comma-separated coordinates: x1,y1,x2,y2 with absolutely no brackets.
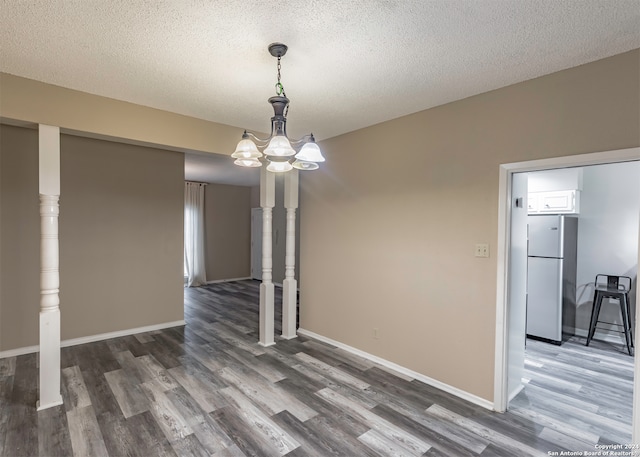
241,129,310,149
288,134,316,148
243,131,272,145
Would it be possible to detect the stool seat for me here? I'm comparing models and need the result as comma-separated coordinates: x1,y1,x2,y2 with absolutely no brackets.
586,274,633,355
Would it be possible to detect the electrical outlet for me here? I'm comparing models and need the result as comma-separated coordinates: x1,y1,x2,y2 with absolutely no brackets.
373,328,379,339
475,243,489,258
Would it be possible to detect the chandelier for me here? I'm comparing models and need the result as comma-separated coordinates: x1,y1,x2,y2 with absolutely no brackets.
231,43,325,172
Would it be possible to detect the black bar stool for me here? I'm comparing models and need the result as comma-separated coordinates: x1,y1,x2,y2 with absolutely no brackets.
586,274,633,355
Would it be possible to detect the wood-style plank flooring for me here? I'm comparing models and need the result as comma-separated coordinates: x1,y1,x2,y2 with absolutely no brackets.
0,280,634,456
514,335,633,447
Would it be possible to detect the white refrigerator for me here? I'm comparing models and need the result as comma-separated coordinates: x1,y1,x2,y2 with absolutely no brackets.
526,215,578,344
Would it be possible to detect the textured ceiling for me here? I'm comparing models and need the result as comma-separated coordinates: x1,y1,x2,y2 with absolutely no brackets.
1,0,640,186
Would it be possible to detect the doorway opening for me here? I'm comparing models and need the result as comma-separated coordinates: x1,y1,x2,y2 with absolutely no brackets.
494,147,640,444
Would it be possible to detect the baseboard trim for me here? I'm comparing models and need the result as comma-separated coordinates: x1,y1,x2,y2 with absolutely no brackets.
0,344,40,358
61,320,186,348
206,277,252,284
0,320,186,359
508,383,525,402
297,328,494,411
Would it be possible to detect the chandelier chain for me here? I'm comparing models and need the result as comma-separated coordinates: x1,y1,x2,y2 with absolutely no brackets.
276,55,289,117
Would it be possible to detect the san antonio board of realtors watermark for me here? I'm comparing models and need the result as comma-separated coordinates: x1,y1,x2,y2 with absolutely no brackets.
547,444,640,456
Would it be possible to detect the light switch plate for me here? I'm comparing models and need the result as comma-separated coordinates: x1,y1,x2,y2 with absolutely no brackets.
475,243,489,258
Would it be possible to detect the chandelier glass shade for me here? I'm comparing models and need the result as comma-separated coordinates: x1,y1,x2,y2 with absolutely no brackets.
264,135,296,157
231,43,325,172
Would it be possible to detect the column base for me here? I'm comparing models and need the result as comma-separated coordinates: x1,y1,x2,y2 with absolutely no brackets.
36,398,63,411
282,278,298,339
259,282,275,346
38,309,62,411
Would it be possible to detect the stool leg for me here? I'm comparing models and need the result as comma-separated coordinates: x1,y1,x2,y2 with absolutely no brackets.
625,293,634,348
587,292,602,346
619,296,633,356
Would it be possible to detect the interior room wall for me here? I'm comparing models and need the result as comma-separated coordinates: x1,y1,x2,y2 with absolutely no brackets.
60,134,184,342
0,73,246,156
0,125,184,351
0,125,40,350
272,175,287,284
575,161,640,340
203,183,252,281
300,49,640,402
250,186,260,208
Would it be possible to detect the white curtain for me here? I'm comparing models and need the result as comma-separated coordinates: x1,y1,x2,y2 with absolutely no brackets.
184,182,207,287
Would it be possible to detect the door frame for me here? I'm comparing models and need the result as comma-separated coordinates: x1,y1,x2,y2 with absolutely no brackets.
493,147,640,442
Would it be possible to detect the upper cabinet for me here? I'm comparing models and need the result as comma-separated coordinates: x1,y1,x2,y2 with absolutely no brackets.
528,190,580,214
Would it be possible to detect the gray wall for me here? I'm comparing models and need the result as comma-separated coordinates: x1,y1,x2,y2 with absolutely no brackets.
204,183,252,281
272,175,287,284
0,125,40,350
0,125,185,351
575,161,640,338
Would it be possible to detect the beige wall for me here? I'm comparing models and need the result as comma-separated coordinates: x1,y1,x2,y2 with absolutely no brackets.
0,73,245,156
299,49,640,402
204,183,252,281
0,125,184,350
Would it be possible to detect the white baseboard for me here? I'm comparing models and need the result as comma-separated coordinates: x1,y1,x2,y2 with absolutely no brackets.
297,328,494,411
0,320,186,359
0,344,40,358
508,383,525,402
206,277,252,284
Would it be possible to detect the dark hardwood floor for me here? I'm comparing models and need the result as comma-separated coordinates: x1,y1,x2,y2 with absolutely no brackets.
0,280,634,456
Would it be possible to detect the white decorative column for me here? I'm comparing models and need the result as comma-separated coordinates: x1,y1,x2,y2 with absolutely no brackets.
282,170,298,339
259,166,275,347
37,124,63,410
